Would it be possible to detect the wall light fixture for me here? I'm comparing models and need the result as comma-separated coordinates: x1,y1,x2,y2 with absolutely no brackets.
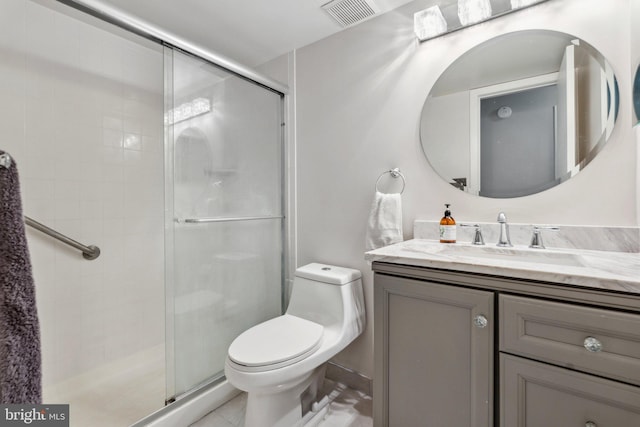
510,0,545,8
458,0,492,26
414,0,550,42
414,6,448,40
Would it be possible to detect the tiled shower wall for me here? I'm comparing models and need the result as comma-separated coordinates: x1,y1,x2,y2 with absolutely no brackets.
0,0,165,387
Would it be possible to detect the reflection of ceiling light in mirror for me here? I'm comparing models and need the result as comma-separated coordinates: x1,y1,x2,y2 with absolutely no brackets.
165,98,211,125
414,6,447,41
510,0,544,9
458,0,492,26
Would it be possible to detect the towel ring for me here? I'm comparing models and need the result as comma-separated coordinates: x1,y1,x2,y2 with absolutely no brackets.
375,168,405,194
0,153,11,169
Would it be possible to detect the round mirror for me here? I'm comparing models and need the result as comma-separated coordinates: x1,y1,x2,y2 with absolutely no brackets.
420,30,619,198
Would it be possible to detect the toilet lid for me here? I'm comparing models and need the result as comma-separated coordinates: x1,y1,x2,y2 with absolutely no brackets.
228,314,324,368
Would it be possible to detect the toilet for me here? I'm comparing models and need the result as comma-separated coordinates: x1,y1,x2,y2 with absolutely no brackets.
224,263,365,427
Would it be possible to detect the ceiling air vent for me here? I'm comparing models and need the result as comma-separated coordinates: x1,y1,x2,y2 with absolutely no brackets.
321,0,380,27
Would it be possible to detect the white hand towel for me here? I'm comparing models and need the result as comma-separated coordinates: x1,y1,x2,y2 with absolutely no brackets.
365,191,403,251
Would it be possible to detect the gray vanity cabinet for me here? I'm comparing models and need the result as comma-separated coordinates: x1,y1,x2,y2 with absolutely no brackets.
373,273,494,427
499,294,640,426
372,262,640,427
502,354,640,427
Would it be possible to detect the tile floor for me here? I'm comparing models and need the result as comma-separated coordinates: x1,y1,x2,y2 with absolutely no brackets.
190,380,372,427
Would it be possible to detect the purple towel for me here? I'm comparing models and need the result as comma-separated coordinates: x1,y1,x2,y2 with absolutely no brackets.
0,151,42,404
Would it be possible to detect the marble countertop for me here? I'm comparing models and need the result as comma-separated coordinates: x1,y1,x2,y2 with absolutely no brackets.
365,239,640,295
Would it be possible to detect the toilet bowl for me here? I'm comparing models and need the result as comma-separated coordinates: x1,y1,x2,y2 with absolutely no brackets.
224,263,365,427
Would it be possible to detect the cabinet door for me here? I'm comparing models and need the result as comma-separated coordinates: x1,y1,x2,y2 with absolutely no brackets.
374,274,494,427
501,354,640,426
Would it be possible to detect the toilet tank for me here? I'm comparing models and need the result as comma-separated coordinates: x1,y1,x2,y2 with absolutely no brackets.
286,263,363,329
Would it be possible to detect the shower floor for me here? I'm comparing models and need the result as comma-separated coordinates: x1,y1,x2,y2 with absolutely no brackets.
43,344,166,427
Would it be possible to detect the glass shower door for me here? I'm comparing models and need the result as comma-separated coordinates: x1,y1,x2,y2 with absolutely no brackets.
164,48,284,399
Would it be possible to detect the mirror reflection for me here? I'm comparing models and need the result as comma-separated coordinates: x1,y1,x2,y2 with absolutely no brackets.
175,127,215,216
420,30,619,198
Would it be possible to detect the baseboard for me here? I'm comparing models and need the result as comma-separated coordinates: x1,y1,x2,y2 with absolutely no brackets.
325,361,372,396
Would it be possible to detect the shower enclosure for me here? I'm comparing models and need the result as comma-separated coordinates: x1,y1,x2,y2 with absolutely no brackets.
1,0,286,425
164,48,285,401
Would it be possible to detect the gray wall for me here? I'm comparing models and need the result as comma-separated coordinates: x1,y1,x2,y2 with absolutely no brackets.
480,85,557,198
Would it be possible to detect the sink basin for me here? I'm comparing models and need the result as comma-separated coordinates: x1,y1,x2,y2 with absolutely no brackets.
434,244,586,268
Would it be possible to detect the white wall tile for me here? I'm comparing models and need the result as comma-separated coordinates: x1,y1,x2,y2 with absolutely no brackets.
78,23,103,76
52,12,80,69
24,1,57,62
23,155,55,180
0,95,26,139
1,0,165,393
102,128,123,148
0,0,26,51
0,58,26,99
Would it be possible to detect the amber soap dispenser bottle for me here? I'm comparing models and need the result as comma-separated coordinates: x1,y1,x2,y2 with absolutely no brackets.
439,204,456,243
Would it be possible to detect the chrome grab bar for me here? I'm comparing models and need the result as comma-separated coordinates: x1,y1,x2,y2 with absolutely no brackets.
25,216,101,260
1,153,100,260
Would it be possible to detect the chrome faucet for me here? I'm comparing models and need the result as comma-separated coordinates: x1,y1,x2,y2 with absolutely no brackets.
496,212,512,247
529,225,560,249
460,224,485,245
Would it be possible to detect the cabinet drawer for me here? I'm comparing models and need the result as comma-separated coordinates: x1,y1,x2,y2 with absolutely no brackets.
500,294,640,385
501,354,640,427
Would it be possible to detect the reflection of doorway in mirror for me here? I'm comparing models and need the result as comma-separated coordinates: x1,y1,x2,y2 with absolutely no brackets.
571,43,613,164
479,85,558,198
468,73,557,196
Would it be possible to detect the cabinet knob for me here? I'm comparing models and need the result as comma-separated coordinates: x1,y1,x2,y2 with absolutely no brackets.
583,337,603,353
473,315,488,328
585,422,597,427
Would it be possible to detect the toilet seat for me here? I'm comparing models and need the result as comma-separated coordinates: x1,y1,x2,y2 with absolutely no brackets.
228,314,324,372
